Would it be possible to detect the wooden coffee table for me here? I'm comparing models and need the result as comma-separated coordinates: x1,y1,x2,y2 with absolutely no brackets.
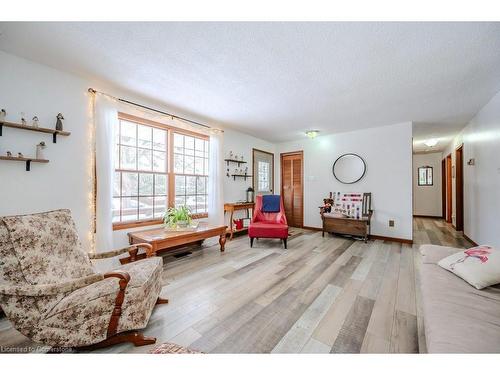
121,223,227,264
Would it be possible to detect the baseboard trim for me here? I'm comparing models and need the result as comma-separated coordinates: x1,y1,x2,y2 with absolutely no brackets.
302,226,413,244
413,215,443,219
370,235,413,244
302,226,322,231
463,233,478,247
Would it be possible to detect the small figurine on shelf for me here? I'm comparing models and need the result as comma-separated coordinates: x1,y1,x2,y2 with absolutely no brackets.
21,117,27,126
229,151,234,159
234,154,239,161
245,166,249,175
6,151,12,157
240,155,244,161
55,113,64,131
17,152,24,158
36,141,46,159
0,109,6,121
32,116,39,128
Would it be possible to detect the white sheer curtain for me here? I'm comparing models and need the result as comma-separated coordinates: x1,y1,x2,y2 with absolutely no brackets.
94,95,118,252
208,130,224,225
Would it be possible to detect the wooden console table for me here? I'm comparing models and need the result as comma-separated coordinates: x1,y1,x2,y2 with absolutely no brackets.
320,192,373,242
321,213,372,242
122,223,227,264
224,202,255,240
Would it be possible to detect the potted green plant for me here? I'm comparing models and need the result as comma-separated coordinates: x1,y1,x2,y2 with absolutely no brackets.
163,206,192,228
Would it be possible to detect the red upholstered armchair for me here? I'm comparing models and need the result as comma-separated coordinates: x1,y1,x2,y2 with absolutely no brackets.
248,195,289,249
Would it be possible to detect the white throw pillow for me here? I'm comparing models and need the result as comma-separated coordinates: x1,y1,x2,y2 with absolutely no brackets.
438,245,500,289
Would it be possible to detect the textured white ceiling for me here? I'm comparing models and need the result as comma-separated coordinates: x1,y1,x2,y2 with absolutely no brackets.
1,22,500,145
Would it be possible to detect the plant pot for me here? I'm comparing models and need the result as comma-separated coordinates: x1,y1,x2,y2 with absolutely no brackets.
177,220,189,228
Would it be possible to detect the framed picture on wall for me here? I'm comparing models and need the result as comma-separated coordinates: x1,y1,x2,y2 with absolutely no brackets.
418,166,433,186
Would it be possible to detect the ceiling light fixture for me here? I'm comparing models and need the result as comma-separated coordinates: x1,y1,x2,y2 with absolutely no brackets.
305,130,320,139
424,138,438,147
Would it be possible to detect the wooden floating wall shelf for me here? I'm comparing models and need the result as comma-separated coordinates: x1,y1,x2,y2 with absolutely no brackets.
0,121,71,143
224,158,247,166
231,174,252,181
0,156,49,171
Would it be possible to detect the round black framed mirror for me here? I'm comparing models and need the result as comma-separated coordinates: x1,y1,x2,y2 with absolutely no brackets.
332,153,366,184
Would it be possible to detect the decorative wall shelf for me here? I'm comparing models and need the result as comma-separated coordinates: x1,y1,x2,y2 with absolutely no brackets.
0,156,49,171
231,174,252,181
224,158,247,166
0,121,71,143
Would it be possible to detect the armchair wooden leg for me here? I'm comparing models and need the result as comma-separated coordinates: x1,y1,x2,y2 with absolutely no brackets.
283,238,287,249
250,237,254,247
156,297,169,305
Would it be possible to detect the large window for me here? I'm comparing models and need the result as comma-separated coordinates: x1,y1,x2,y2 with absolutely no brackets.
113,114,208,228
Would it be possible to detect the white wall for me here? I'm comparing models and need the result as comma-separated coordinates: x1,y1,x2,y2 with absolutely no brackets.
0,50,94,250
275,122,414,240
412,152,442,217
0,51,274,253
222,129,275,203
442,90,500,248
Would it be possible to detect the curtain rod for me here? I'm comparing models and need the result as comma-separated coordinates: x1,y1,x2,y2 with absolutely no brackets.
88,88,223,132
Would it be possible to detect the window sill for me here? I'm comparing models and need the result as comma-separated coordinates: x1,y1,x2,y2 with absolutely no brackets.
113,219,163,231
112,213,208,231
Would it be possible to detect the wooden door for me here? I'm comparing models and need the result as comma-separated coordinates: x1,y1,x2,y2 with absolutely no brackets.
441,158,446,219
446,154,452,223
455,145,464,231
280,151,303,227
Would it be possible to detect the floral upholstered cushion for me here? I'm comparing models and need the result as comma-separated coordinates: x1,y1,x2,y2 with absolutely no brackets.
2,209,94,285
438,245,500,289
38,257,163,347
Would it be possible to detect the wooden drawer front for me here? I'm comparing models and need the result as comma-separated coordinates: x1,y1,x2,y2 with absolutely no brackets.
324,218,367,236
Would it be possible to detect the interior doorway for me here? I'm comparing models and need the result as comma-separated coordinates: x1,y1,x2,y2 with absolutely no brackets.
455,145,464,231
445,154,452,223
252,148,274,195
280,151,303,227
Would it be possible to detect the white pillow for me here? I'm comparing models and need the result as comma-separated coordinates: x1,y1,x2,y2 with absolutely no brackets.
438,245,500,289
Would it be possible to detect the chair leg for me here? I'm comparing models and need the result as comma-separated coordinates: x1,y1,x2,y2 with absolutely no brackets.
156,297,169,305
250,237,254,247
283,238,287,249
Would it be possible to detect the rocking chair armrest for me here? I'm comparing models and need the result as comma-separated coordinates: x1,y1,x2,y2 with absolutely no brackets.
103,270,131,337
89,243,155,260
103,270,131,284
133,243,155,258
0,274,104,297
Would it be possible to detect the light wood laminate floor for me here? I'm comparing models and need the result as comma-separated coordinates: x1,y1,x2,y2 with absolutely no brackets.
0,218,472,353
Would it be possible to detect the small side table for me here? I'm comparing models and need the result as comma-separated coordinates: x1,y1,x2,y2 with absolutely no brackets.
224,202,255,240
